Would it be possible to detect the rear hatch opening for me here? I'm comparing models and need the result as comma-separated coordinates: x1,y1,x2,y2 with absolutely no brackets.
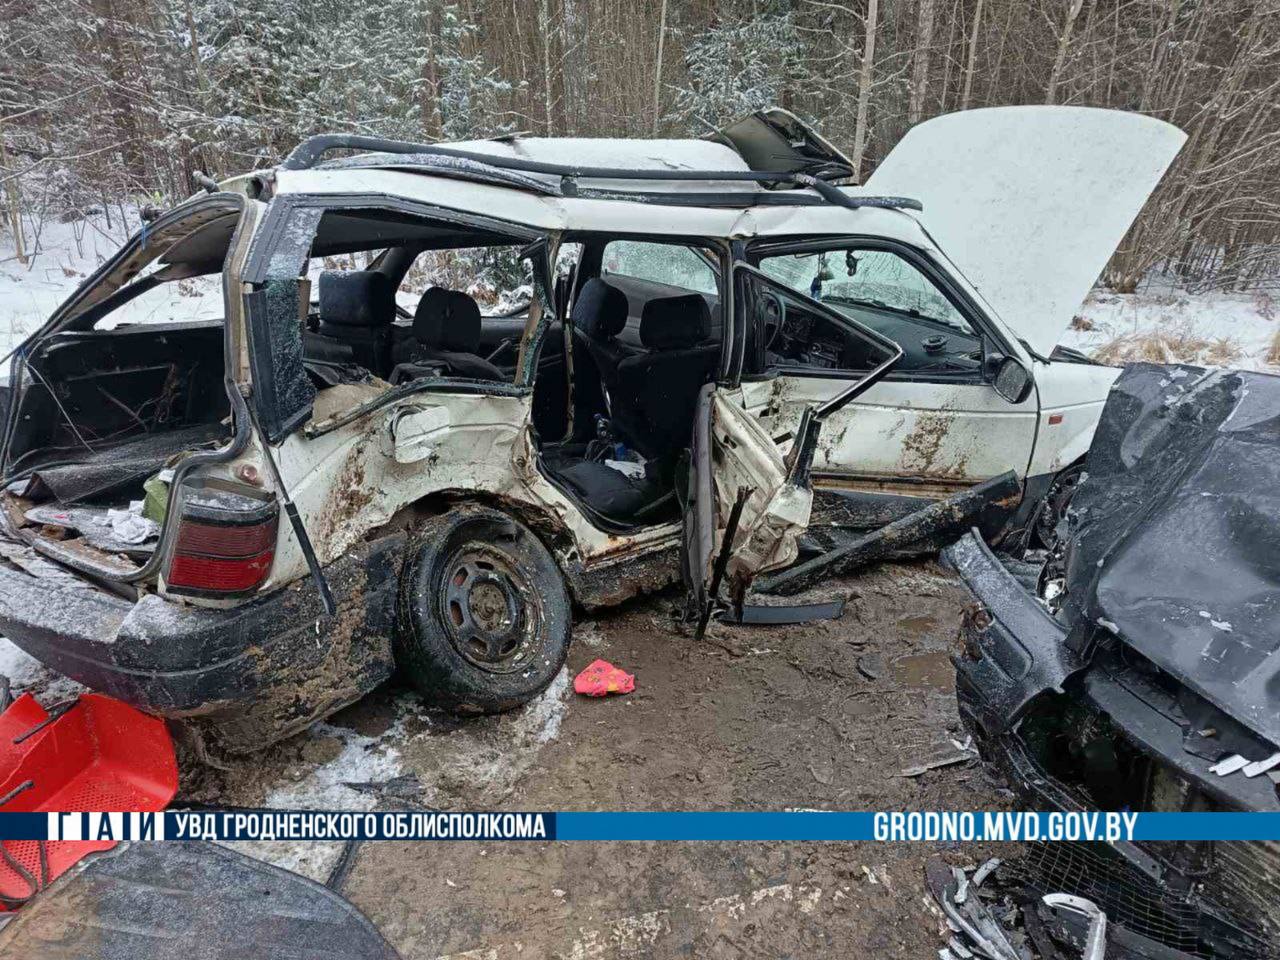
0,198,247,592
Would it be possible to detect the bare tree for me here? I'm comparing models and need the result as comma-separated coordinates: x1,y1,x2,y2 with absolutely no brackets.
1045,0,1089,104
653,0,668,133
908,0,937,125
1,0,1277,294
851,0,879,179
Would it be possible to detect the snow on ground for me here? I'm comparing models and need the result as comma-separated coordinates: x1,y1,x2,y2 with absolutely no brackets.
222,668,571,881
0,208,226,357
0,637,84,702
260,667,572,813
1065,280,1279,371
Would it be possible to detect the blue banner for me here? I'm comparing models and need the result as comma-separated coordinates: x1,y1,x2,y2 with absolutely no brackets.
4,811,1280,843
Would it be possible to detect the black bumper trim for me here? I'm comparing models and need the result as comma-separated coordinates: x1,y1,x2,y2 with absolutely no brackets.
0,533,405,718
943,530,1081,735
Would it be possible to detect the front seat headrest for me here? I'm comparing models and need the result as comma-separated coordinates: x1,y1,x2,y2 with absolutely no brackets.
572,279,629,340
318,271,395,327
414,287,483,352
639,294,711,350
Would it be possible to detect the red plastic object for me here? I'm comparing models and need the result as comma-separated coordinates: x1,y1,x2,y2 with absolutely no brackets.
0,692,178,909
573,659,635,697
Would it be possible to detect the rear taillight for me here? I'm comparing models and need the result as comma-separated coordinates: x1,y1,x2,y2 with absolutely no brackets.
163,480,278,597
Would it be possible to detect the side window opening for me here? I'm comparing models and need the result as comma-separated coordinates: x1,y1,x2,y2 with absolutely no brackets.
303,242,536,390
740,268,895,378
250,205,555,438
758,246,983,375
602,240,718,297
91,267,225,331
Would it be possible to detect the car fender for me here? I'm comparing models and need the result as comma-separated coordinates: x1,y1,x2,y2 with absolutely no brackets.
1027,360,1120,477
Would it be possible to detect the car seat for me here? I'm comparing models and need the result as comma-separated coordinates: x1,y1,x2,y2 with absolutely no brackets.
313,271,396,374
571,279,635,405
613,294,720,459
394,287,505,380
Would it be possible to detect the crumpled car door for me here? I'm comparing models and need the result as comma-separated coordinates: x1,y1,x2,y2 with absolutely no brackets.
682,264,901,627
682,383,814,625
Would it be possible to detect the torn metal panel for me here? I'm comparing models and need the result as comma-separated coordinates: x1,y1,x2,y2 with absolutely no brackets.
692,386,814,598
755,470,1019,595
722,598,846,625
1040,894,1107,960
268,389,533,574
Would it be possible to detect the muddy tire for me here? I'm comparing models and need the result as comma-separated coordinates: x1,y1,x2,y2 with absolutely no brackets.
396,507,570,714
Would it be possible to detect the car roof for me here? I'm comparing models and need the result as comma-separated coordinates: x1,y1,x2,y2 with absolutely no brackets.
258,163,932,246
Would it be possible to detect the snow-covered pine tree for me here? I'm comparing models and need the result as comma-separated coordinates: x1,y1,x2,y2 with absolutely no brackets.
667,1,806,132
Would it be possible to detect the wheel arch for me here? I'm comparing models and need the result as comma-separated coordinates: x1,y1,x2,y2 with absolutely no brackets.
372,490,680,611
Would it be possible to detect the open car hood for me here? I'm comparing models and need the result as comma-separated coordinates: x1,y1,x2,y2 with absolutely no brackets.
1061,363,1280,748
865,107,1185,356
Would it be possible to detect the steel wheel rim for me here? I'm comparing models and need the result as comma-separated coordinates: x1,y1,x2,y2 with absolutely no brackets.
438,543,541,674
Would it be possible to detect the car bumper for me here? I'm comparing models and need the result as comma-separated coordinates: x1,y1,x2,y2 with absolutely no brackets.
0,533,404,744
944,531,1280,814
944,531,1279,957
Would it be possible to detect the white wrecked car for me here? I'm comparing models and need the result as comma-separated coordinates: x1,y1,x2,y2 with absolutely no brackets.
0,107,1183,749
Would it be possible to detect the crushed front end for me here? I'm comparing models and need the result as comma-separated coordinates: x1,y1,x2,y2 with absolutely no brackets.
944,363,1280,959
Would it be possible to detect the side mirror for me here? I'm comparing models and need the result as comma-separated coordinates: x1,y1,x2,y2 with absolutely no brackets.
988,354,1033,404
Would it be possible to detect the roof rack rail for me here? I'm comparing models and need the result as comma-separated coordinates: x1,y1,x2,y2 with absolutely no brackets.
279,134,923,213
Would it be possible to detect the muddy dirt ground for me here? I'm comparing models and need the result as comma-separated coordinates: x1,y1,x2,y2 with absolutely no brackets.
166,559,1012,959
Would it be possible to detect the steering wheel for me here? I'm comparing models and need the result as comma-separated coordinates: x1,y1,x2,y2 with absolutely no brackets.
761,292,785,351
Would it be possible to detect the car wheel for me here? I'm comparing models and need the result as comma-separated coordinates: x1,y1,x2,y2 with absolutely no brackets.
1031,464,1083,550
397,507,571,714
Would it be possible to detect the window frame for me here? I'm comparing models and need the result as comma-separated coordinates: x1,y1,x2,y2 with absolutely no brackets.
744,235,1016,385
571,233,738,385
241,194,549,441
733,261,902,387
598,238,720,297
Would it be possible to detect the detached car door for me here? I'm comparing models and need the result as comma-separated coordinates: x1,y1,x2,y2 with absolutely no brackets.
683,264,900,619
742,240,1039,514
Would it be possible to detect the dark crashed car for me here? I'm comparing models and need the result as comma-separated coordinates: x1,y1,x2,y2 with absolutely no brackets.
946,362,1280,959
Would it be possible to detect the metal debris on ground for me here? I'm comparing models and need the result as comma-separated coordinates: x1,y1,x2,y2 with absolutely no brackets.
926,858,1033,960
752,471,1020,596
901,738,978,778
925,848,1277,960
722,598,847,625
